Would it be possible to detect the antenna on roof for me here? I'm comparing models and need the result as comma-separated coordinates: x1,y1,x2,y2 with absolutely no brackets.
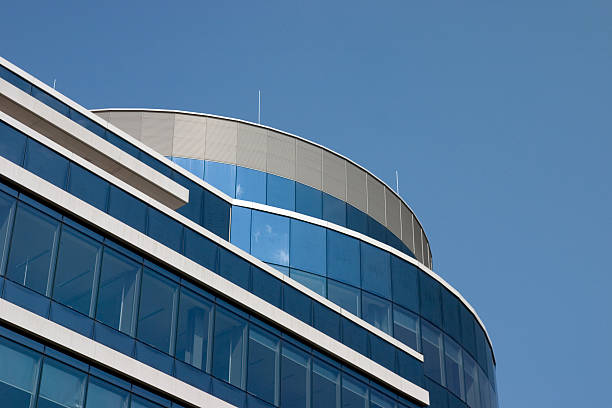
53,79,56,90
258,90,261,124
395,170,399,194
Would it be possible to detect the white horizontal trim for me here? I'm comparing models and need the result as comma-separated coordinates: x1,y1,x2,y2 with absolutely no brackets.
0,156,429,405
0,299,236,408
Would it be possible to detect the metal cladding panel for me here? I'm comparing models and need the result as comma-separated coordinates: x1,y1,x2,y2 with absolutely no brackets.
346,162,367,212
266,130,295,179
108,111,142,140
204,117,237,164
173,114,206,159
400,204,415,253
414,224,424,263
295,140,322,189
95,111,110,122
385,188,401,238
236,123,267,171
322,151,347,201
425,239,432,269
141,112,174,156
366,175,386,225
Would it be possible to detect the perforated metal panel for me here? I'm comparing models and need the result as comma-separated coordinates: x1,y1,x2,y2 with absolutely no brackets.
346,162,367,212
366,175,386,225
141,112,174,156
424,238,432,269
108,111,142,140
414,224,424,263
204,117,237,164
236,123,267,171
173,114,206,159
95,111,110,122
295,140,322,189
400,204,415,253
322,151,346,201
266,131,295,179
384,188,401,238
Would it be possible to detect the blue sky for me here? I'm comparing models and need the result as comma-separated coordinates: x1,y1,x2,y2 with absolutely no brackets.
2,1,611,406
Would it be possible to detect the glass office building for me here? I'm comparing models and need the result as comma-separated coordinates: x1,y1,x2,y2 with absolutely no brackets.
0,56,497,408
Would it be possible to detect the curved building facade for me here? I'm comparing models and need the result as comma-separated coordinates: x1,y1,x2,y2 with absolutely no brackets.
0,56,497,408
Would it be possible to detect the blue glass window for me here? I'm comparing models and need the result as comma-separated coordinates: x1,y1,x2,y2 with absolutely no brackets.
219,249,250,290
290,269,326,297
172,175,203,224
84,377,130,408
37,358,86,408
204,161,236,197
108,186,147,233
52,226,101,315
203,192,230,240
176,288,212,371
369,333,396,372
137,269,178,353
290,219,326,275
346,205,368,236
312,359,339,408
251,267,282,308
341,320,368,356
419,272,442,328
283,285,312,325
367,217,387,244
280,343,309,408
361,292,392,334
360,243,391,299
31,87,69,116
0,65,32,93
69,109,106,139
25,139,68,188
460,305,477,358
131,395,164,408
247,327,279,405
266,174,295,211
251,211,289,266
67,163,109,211
105,132,140,159
0,337,40,408
393,306,420,352
6,203,59,294
341,375,368,408
326,230,360,287
183,228,218,272
147,209,183,253
0,192,16,270
230,207,251,252
463,351,480,408
212,308,247,388
322,193,346,226
422,321,444,385
96,248,140,335
327,280,360,317
295,183,322,218
0,120,26,165
391,256,419,313
442,290,462,343
370,389,395,408
235,167,266,203
445,336,465,400
172,157,204,179
313,302,341,341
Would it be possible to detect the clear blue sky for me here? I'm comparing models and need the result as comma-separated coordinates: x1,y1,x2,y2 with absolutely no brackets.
2,1,610,406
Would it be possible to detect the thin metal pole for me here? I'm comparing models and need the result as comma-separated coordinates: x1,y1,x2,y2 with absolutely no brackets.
395,170,399,194
53,79,56,90
258,90,261,124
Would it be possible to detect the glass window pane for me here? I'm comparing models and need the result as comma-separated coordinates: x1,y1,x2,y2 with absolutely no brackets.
183,228,218,273
295,182,322,218
283,285,312,325
247,327,279,404
0,65,32,93
419,272,443,328
0,192,16,271
367,217,387,243
290,269,326,297
290,219,326,275
322,193,346,226
361,292,392,334
371,389,395,408
341,375,368,408
67,163,109,211
312,359,339,408
266,174,295,211
360,243,391,299
313,302,341,341
84,377,129,408
251,267,282,308
6,203,59,294
108,186,147,233
130,395,164,408
172,157,204,179
176,288,212,370
212,308,247,388
442,290,462,343
147,209,183,253
31,87,70,116
230,207,251,252
69,109,106,138
25,139,68,188
52,226,101,315
251,211,289,266
280,343,309,408
393,306,420,351
172,174,203,224
219,249,250,290
327,280,360,317
445,336,465,400
460,305,477,358
369,334,396,372
326,230,360,287
204,161,236,197
0,337,40,408
422,321,444,385
37,359,86,408
137,269,178,353
391,256,419,313
203,191,230,240
463,351,480,408
235,167,266,203
341,319,368,356
346,205,368,236
0,120,26,165
96,248,140,334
